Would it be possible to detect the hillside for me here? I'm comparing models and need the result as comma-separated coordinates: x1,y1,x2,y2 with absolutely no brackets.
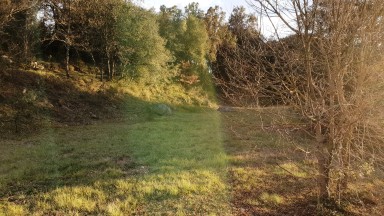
0,65,123,137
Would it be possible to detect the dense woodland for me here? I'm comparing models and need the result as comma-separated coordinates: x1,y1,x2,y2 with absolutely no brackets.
1,0,384,215
0,0,277,104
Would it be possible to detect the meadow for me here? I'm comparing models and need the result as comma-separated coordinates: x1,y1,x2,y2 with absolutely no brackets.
1,99,382,215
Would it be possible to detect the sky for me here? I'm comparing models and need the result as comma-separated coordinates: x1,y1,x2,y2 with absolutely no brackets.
139,0,291,38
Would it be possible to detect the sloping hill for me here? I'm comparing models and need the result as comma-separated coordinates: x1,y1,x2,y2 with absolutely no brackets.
0,66,123,137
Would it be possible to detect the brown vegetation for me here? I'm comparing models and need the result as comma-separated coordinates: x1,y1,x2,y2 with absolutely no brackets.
0,66,123,137
222,108,384,215
213,0,384,208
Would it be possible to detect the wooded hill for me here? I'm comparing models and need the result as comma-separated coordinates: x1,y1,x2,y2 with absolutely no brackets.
0,1,275,133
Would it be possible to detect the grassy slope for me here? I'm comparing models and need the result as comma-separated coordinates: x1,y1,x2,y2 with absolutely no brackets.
0,68,123,138
0,66,214,137
0,101,231,215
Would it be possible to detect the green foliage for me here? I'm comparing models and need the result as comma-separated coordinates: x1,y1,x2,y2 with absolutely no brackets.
182,15,209,73
3,1,224,104
204,6,230,63
158,5,214,95
158,5,184,58
184,2,205,18
117,5,174,84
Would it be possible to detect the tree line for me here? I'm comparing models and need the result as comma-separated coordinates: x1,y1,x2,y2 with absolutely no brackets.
0,1,265,95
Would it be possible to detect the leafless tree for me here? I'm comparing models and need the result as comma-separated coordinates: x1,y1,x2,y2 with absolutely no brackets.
213,7,280,107
247,0,384,203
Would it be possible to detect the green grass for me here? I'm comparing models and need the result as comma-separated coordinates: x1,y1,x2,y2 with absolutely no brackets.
0,100,231,215
3,97,382,215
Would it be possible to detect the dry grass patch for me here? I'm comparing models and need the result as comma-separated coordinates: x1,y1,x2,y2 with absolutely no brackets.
222,107,384,215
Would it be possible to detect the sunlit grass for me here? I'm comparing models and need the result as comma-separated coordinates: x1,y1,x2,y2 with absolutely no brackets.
259,193,284,205
0,202,26,216
222,109,320,214
0,100,231,215
273,162,308,178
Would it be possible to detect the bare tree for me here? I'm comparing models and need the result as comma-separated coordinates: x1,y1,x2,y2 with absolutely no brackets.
214,38,272,107
213,7,278,107
249,0,384,202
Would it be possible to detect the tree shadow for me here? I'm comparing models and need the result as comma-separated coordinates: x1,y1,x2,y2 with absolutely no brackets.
0,68,128,138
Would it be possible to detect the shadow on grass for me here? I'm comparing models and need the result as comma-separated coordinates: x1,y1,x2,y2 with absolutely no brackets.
0,68,124,138
0,92,231,215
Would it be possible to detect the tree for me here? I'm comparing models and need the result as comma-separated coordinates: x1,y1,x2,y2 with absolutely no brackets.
204,6,229,64
40,0,74,77
80,0,122,81
212,7,269,106
0,1,33,34
117,5,174,84
158,5,183,57
251,0,384,203
158,4,211,90
41,0,126,80
0,0,39,63
184,2,204,19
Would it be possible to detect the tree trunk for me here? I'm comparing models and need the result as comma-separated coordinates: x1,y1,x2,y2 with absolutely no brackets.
316,123,333,202
100,64,104,82
255,95,259,107
107,57,111,80
23,33,29,63
99,57,104,82
65,45,70,78
112,59,115,79
65,0,71,78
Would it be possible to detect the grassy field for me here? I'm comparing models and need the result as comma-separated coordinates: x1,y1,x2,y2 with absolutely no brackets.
1,99,383,215
0,100,231,215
